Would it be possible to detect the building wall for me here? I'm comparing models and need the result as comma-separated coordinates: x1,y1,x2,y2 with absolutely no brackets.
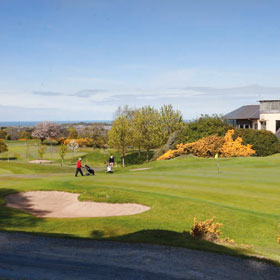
259,113,280,133
252,120,258,130
260,101,280,112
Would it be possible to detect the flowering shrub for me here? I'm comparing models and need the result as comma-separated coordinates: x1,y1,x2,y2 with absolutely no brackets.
186,135,225,158
190,217,222,242
157,129,255,160
189,217,235,244
220,130,255,157
157,149,181,160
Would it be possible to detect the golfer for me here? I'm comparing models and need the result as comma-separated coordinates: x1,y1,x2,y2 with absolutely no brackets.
75,158,84,177
108,155,115,168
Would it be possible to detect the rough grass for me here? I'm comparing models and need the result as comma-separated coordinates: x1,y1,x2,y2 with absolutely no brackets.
1,150,280,263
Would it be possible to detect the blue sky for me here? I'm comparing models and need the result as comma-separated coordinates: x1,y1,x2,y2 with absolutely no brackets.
1,0,280,121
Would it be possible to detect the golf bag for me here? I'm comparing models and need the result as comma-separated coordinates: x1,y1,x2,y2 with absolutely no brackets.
84,164,95,176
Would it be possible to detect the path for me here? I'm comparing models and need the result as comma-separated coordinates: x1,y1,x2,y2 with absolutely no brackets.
0,232,279,280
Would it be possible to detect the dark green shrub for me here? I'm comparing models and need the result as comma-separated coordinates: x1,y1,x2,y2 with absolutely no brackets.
0,140,8,153
234,129,280,156
42,139,59,146
154,115,230,160
185,114,231,142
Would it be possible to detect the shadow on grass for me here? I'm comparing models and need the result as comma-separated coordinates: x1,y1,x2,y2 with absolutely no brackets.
124,151,154,166
0,188,48,230
0,157,17,161
91,229,280,267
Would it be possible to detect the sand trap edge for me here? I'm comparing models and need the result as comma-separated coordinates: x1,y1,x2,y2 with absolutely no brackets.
129,168,152,172
4,191,151,218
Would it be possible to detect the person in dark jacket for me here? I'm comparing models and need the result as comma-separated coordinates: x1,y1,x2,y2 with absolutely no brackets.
75,158,84,177
108,155,115,168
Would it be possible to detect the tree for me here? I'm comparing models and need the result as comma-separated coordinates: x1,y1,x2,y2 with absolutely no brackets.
68,140,79,162
32,121,60,143
108,115,132,167
68,125,78,139
87,126,107,148
132,109,144,159
159,104,184,145
59,145,68,165
5,127,19,140
138,106,162,161
0,129,7,139
0,140,8,153
184,114,231,142
37,145,46,160
113,105,135,120
19,130,32,139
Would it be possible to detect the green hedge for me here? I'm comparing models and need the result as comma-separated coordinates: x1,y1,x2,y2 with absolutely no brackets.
42,139,59,146
185,114,231,142
234,129,280,156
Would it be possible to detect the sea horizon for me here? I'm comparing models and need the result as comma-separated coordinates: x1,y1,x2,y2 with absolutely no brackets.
0,120,112,127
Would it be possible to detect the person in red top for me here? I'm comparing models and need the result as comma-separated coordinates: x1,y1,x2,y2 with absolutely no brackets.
75,158,84,177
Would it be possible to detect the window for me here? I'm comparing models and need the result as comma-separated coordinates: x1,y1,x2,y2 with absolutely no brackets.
276,121,280,132
260,121,266,130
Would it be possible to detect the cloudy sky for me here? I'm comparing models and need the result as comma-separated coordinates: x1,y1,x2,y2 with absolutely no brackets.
1,0,280,121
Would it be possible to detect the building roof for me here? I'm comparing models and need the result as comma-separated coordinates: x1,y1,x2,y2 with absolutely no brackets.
225,105,260,120
259,100,280,102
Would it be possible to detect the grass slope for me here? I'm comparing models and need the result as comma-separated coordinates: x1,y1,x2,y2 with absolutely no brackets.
1,153,280,263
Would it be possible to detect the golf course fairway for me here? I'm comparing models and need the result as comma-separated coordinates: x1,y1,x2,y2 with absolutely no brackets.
1,155,280,264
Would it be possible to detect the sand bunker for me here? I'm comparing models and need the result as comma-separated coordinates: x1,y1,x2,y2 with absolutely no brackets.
5,191,150,218
29,160,53,164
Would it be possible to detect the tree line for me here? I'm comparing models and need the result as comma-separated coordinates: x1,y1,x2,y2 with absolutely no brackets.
108,104,184,167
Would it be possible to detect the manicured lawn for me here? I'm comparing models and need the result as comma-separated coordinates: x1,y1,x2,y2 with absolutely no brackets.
1,140,120,166
1,152,280,263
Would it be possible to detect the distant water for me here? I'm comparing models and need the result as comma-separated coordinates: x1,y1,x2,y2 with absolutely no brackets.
0,120,112,127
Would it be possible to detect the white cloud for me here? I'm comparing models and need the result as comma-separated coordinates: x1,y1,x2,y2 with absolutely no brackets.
1,85,280,121
33,91,65,96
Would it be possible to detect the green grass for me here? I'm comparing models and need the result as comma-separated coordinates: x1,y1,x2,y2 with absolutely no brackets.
1,144,280,263
0,140,121,167
1,140,86,163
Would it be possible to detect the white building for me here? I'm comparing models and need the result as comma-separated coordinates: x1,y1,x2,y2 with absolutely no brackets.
225,100,280,137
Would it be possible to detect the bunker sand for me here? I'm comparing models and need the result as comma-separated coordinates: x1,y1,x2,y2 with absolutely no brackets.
29,160,53,164
5,191,150,218
129,168,152,172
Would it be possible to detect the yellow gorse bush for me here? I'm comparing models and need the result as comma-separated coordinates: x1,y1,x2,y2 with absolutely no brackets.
190,217,222,242
157,129,255,160
220,129,255,157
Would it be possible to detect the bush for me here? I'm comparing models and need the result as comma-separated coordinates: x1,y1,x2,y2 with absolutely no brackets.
189,217,222,242
42,139,59,145
185,114,231,142
64,138,89,147
186,134,225,158
234,129,280,156
220,129,255,157
0,140,8,153
157,134,225,160
158,130,255,160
